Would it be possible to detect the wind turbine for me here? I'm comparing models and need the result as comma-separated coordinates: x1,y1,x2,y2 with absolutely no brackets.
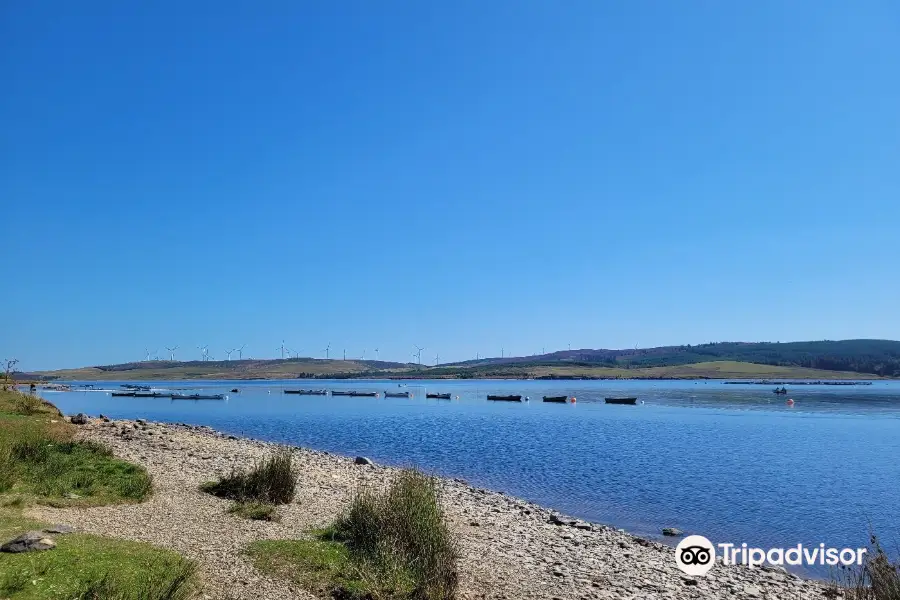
323,343,330,359
197,345,209,361
224,348,235,361
276,340,287,360
166,346,178,361
361,349,366,360
144,348,151,362
343,349,346,361
435,353,440,366
414,345,425,365
237,344,246,360
374,348,379,360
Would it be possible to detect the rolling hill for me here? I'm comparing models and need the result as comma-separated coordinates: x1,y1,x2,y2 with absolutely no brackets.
24,339,899,381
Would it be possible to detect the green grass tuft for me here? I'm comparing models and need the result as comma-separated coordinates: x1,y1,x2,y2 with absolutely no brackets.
200,448,296,505
249,469,459,599
228,501,279,521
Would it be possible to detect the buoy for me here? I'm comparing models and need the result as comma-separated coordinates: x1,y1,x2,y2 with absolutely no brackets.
570,397,576,403
787,399,794,406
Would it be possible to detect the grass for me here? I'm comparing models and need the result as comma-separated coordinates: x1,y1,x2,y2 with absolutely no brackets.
0,507,196,599
834,535,900,600
200,448,296,505
249,469,458,600
228,501,279,521
0,389,196,598
0,390,152,506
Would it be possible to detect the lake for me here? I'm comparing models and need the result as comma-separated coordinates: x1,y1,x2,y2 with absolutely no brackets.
45,379,900,576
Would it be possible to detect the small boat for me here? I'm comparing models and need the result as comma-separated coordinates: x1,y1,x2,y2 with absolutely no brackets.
331,390,354,396
542,396,569,403
111,391,136,397
170,393,226,400
604,397,637,405
773,387,788,395
487,395,522,402
284,389,328,395
427,393,451,399
384,391,410,398
133,392,172,398
350,391,378,397
230,388,239,393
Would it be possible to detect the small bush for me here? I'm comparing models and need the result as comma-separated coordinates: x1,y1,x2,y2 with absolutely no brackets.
228,501,279,521
334,469,459,600
835,535,900,600
73,557,197,600
12,391,43,415
201,448,296,505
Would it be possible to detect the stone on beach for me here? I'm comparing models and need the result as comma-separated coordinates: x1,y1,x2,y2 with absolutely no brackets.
70,413,89,425
1,531,57,553
354,456,373,465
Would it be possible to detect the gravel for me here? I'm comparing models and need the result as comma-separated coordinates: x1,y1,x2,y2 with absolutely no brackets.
28,419,829,599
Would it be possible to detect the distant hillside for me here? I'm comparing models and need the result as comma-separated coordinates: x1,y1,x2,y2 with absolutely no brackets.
28,339,898,380
443,339,900,378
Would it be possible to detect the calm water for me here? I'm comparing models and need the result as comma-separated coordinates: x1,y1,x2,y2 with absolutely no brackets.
46,379,900,575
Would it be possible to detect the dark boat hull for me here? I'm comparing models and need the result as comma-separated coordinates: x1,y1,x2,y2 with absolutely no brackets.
384,392,410,398
111,392,136,397
427,393,451,399
542,396,568,403
331,391,354,396
171,394,225,400
349,392,378,397
487,395,522,402
284,390,328,395
604,397,637,405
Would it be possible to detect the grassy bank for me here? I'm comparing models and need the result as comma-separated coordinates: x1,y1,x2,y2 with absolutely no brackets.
0,389,196,599
248,468,458,600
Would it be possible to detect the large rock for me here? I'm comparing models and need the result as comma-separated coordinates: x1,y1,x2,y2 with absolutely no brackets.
662,527,684,536
70,413,89,425
43,525,74,534
1,531,56,553
354,456,373,465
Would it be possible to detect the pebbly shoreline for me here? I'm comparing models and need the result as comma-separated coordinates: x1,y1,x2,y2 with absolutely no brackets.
28,417,829,600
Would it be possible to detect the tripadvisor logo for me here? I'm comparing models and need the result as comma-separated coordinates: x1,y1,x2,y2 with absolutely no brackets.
674,535,869,576
675,535,716,576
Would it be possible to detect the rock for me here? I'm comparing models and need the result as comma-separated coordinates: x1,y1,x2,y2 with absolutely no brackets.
1,531,56,553
136,419,146,426
549,514,577,527
99,414,110,422
574,521,593,530
681,577,698,586
43,525,75,534
470,520,480,527
70,413,89,425
64,492,81,499
743,585,761,597
354,456,373,465
227,435,237,440
662,527,684,536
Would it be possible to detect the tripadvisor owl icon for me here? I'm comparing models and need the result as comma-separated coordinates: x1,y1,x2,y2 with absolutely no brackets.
675,535,716,576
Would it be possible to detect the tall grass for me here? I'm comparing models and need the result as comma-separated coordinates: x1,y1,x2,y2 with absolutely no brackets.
835,535,900,600
11,391,43,415
334,469,459,600
74,557,197,600
200,448,296,504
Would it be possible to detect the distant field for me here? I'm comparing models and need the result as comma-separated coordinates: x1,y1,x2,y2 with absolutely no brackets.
34,359,879,381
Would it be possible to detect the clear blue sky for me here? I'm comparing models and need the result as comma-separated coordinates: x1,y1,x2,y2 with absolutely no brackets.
3,1,898,370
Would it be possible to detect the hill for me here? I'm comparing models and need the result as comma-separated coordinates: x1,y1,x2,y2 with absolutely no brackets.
26,339,899,380
443,339,900,378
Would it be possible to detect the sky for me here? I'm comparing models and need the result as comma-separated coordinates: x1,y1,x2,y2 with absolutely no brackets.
2,1,899,370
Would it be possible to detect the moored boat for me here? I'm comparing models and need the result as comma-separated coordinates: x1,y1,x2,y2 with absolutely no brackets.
349,391,378,397
384,391,410,398
111,391,136,397
427,393,451,399
170,393,225,400
773,387,788,394
284,389,328,395
604,397,637,405
542,395,569,403
487,394,522,402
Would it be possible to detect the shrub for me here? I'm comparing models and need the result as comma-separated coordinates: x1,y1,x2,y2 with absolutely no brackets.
334,469,459,600
835,535,900,600
12,391,43,415
201,448,296,505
